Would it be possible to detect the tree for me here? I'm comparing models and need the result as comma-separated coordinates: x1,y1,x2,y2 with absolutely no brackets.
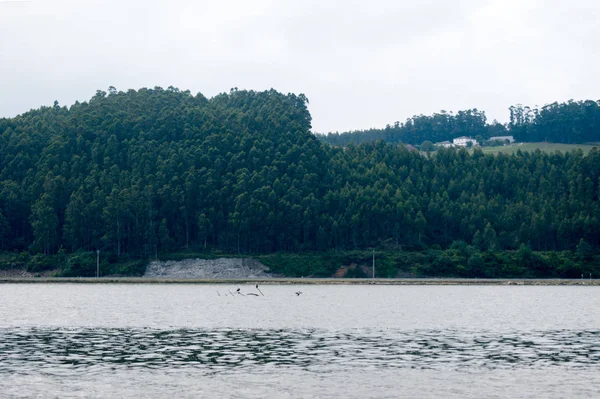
0,86,598,277
420,140,435,154
482,222,499,251
30,194,59,254
576,238,593,261
467,251,484,276
0,210,9,249
414,211,427,244
197,213,212,248
472,230,483,250
158,218,175,253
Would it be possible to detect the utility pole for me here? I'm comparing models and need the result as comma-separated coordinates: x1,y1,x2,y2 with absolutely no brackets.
96,250,100,278
372,250,375,279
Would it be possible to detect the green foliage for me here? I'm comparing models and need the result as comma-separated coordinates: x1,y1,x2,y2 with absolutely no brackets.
466,251,484,276
319,109,490,146
158,219,175,253
0,252,27,270
420,141,435,153
319,100,600,146
0,87,598,280
0,210,9,250
26,253,57,273
5,247,598,279
57,251,97,277
102,259,148,277
510,101,600,144
258,253,341,277
576,238,593,261
482,223,499,251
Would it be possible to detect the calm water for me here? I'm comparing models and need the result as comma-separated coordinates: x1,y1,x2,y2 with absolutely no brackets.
0,284,599,398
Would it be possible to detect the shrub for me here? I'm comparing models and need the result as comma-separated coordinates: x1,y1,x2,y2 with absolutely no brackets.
26,254,57,273
58,252,97,277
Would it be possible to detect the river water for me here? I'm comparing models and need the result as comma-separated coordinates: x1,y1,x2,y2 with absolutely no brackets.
0,284,598,398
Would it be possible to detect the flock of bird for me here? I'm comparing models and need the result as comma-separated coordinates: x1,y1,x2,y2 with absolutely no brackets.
216,285,302,297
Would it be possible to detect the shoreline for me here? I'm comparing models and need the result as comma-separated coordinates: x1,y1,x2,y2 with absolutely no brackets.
0,277,598,285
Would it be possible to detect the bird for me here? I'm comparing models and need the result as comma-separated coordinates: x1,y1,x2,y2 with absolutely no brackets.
256,284,264,296
295,291,302,296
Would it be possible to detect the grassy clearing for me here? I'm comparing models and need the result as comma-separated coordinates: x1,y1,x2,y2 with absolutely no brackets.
479,142,598,155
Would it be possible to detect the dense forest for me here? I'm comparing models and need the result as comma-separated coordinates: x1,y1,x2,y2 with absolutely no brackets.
318,100,600,146
0,88,599,277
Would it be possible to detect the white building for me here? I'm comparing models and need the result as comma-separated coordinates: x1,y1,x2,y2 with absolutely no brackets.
489,135,515,143
453,136,478,147
435,141,454,148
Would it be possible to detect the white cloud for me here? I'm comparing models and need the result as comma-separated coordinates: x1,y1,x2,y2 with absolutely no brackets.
1,0,599,131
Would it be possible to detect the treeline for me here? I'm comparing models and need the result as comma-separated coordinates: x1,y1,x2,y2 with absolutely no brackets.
509,101,600,143
260,247,598,279
2,246,597,279
319,109,504,146
318,100,600,146
0,88,599,268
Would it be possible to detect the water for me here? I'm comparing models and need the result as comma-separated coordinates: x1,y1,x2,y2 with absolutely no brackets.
0,284,599,398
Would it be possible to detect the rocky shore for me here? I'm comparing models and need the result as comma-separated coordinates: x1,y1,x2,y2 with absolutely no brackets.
144,258,273,279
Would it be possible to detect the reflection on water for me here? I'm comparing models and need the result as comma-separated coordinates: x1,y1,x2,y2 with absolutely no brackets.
1,328,598,374
1,284,600,398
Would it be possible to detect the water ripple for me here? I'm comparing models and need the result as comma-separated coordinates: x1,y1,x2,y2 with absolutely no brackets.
0,328,598,374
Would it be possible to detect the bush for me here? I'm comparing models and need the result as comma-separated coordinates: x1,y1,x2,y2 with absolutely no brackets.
259,252,341,277
345,265,367,278
104,259,148,276
0,252,25,270
58,252,97,277
26,254,57,273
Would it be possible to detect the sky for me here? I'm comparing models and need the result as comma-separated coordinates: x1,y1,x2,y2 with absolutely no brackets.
1,0,599,133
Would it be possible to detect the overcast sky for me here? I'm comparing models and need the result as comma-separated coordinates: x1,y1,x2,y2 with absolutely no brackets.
1,0,599,132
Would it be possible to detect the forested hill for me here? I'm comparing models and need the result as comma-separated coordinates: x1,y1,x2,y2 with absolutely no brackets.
318,100,600,146
0,88,599,265
0,87,321,255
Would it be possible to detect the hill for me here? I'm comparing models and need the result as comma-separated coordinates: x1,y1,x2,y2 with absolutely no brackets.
0,87,599,278
318,100,600,147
